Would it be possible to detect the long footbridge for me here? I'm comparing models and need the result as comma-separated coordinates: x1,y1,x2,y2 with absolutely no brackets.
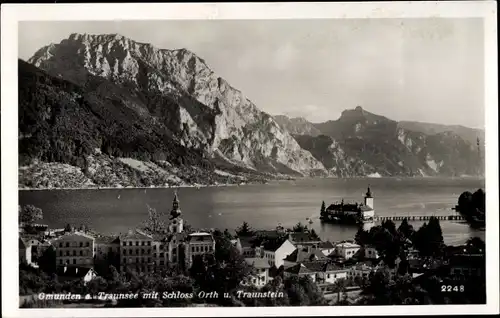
373,214,464,222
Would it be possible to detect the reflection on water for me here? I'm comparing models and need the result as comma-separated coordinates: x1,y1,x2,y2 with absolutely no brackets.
19,177,485,245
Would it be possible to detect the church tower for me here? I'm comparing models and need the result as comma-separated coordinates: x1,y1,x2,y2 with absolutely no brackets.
168,191,184,233
364,186,374,209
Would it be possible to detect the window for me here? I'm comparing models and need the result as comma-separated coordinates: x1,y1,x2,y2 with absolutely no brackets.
59,260,63,264
136,249,139,255
59,251,63,256
334,274,337,278
123,242,126,246
59,243,63,248
123,258,126,264
160,260,164,265
148,242,151,246
66,251,69,256
66,242,69,247
129,242,132,246
192,247,195,252
73,259,76,264
327,274,330,279
160,252,164,257
136,242,139,246
141,249,145,254
195,246,199,253
86,242,90,247
148,258,151,263
80,242,83,247
80,251,83,256
124,250,127,255
147,249,151,254
141,242,144,246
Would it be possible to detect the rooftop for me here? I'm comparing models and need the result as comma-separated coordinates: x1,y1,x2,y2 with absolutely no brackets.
120,230,153,241
187,232,214,243
245,257,271,269
336,242,361,249
288,232,321,243
95,236,120,244
284,248,327,263
319,241,335,249
285,263,313,275
261,238,288,252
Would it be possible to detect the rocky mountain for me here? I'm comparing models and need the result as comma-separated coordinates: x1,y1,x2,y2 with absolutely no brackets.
290,106,483,177
273,115,322,137
20,33,326,188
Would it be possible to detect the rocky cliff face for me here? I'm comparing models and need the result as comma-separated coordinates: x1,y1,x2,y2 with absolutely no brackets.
26,33,325,177
274,115,322,137
288,106,483,177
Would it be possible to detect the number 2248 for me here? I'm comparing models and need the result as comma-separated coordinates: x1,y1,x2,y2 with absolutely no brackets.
441,285,464,292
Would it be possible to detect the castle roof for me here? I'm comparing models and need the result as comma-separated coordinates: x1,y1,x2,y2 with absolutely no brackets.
120,230,153,241
186,232,214,243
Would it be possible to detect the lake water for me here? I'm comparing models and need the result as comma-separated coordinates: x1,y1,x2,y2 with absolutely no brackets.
18,177,485,245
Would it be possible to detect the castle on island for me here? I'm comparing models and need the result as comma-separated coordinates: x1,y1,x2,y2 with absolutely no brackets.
320,186,375,224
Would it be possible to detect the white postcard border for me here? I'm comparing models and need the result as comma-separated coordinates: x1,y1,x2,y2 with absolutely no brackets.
2,2,498,317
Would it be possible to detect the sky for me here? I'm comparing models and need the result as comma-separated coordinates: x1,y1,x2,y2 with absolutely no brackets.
18,19,485,129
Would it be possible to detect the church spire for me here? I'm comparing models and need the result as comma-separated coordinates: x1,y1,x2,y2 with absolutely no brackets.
366,186,372,198
170,190,181,219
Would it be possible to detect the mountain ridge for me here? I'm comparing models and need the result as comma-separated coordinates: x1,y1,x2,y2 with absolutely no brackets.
25,33,326,180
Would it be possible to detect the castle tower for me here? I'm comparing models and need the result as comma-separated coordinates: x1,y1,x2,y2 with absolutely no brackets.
168,191,184,233
364,186,374,209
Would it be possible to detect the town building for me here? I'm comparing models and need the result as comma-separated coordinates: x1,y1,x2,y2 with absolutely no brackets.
448,254,485,278
321,187,375,223
119,230,154,273
256,238,296,269
53,232,95,267
184,232,215,269
283,247,328,268
318,241,336,256
349,263,373,280
94,236,120,269
288,232,322,249
243,257,272,288
363,245,379,259
322,263,349,284
284,263,317,282
237,236,256,258
334,242,361,260
19,238,33,265
56,265,97,284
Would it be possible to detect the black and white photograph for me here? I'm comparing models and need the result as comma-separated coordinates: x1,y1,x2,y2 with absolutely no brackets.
2,2,498,317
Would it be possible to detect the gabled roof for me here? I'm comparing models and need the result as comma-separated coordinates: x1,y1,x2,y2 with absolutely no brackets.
239,236,255,248
325,263,346,272
120,230,153,241
288,232,321,243
285,263,314,275
284,248,327,263
255,230,282,239
56,266,94,278
52,231,96,242
187,232,214,243
245,257,271,269
302,260,328,272
319,241,335,249
262,238,289,252
95,236,120,244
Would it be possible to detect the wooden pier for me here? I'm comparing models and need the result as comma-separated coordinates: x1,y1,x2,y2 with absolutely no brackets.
373,215,464,222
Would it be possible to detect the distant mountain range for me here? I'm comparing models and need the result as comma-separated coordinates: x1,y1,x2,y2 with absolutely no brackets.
274,107,484,177
18,33,484,189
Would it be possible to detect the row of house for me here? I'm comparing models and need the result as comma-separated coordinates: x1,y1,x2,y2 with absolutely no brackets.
19,193,216,280
231,229,383,289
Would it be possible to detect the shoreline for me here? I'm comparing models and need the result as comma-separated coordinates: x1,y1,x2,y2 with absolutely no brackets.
18,175,485,192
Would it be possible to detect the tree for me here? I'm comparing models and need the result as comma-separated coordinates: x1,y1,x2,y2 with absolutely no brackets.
320,201,326,214
64,223,73,232
354,227,369,246
235,221,254,237
333,278,348,303
142,204,165,234
413,217,444,257
292,222,307,233
381,220,397,236
19,204,43,224
38,246,57,274
397,218,414,240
